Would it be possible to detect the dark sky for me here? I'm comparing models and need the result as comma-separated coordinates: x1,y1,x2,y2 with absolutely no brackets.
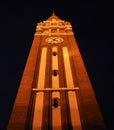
0,0,114,130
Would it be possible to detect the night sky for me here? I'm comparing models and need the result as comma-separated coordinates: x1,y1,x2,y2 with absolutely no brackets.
0,0,114,130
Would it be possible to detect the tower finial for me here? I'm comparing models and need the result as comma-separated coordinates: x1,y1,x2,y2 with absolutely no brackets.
52,10,55,15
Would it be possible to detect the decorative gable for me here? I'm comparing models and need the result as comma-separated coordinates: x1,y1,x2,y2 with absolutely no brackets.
35,13,73,36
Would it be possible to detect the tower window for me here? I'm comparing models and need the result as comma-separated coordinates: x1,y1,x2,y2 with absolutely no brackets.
53,98,59,108
52,51,57,56
53,70,58,76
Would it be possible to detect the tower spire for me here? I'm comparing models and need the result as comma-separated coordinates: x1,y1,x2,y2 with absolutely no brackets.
52,10,55,15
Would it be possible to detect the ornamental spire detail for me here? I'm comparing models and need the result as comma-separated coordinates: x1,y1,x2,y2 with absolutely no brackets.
35,13,73,36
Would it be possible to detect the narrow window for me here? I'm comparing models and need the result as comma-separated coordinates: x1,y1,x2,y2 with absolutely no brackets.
53,70,57,76
53,98,58,108
52,51,57,56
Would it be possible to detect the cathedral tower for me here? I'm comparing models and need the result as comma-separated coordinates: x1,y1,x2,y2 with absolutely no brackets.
7,13,106,130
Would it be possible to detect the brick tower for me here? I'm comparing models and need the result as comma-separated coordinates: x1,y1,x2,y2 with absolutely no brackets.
7,13,106,130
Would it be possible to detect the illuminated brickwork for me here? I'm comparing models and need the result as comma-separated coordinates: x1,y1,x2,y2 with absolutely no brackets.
7,13,106,130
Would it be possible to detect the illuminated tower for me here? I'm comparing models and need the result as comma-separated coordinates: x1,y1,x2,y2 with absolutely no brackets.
7,13,106,130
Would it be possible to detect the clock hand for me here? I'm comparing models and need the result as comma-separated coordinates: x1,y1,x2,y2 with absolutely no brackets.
53,38,57,41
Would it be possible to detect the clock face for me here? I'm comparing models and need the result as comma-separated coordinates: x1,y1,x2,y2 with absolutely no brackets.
45,36,63,44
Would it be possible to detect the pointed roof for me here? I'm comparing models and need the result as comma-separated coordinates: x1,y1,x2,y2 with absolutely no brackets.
46,11,62,21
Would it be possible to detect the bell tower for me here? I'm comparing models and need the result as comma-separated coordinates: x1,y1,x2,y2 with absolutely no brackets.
7,13,106,130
